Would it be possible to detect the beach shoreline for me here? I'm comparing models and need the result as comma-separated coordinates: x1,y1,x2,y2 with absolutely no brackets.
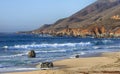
6,52,120,74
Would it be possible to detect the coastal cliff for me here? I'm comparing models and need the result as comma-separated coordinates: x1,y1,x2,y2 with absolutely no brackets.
21,0,120,38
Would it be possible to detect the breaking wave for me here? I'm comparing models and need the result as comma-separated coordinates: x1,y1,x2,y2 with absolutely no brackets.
2,42,92,49
0,53,27,58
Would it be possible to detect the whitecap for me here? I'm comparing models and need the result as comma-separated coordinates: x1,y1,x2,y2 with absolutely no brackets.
0,53,27,58
35,49,68,53
3,42,92,49
2,46,8,49
0,67,37,72
102,40,113,44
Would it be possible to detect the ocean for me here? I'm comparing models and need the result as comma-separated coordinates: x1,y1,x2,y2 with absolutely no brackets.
0,33,120,72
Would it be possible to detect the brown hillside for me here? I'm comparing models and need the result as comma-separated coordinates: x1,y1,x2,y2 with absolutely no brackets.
28,0,120,37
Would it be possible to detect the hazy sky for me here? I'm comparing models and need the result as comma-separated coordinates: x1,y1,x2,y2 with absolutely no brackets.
0,0,96,32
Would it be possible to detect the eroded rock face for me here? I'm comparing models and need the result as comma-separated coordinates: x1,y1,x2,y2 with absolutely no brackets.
47,26,107,38
113,27,120,37
29,24,120,38
52,28,90,37
111,15,120,20
90,26,107,38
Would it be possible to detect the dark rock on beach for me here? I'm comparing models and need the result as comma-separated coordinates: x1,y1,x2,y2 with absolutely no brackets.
28,50,36,58
37,62,54,69
75,55,80,58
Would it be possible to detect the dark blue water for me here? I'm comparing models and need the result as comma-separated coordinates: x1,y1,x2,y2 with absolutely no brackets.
0,33,120,72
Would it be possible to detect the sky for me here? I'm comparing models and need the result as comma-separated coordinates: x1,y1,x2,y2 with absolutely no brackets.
0,0,96,32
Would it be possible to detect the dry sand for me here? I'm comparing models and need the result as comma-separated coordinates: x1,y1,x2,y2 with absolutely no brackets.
6,52,120,74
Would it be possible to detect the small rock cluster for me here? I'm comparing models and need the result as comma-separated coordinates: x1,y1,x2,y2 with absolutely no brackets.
28,50,54,69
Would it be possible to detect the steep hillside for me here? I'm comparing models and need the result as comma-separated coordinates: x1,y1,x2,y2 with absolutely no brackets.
27,0,120,38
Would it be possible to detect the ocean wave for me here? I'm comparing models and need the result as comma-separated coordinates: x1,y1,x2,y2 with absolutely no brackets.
102,40,113,44
1,42,92,58
2,42,92,49
70,52,86,58
93,40,113,45
2,46,8,49
104,45,120,49
35,50,67,53
0,53,27,58
0,67,37,72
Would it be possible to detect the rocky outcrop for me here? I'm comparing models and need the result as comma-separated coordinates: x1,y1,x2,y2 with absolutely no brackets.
111,15,120,20
90,26,107,38
75,55,80,58
49,28,90,37
37,62,54,69
28,24,120,38
112,27,120,37
28,50,36,58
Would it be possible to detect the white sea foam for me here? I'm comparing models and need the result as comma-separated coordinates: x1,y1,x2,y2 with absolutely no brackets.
2,46,8,49
102,40,113,44
70,52,86,58
0,67,37,72
14,68,37,70
0,67,59,73
35,50,67,53
0,53,27,58
104,45,120,49
3,42,92,49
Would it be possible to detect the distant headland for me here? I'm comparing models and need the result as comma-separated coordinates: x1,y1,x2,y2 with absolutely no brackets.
18,0,120,38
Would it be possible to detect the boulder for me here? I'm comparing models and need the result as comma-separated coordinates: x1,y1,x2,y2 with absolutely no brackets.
75,55,79,58
37,62,54,68
28,50,36,58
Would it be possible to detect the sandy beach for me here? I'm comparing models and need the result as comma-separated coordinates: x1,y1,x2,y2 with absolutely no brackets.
6,52,120,74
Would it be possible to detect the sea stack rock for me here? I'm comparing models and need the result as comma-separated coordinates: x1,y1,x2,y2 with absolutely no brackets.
28,50,36,58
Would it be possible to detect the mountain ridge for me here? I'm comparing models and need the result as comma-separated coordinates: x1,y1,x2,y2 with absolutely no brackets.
22,0,120,38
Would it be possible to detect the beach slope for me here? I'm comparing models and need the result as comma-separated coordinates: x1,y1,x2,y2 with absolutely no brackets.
7,52,120,74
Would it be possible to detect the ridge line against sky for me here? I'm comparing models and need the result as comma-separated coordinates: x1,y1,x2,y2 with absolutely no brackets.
0,0,96,32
